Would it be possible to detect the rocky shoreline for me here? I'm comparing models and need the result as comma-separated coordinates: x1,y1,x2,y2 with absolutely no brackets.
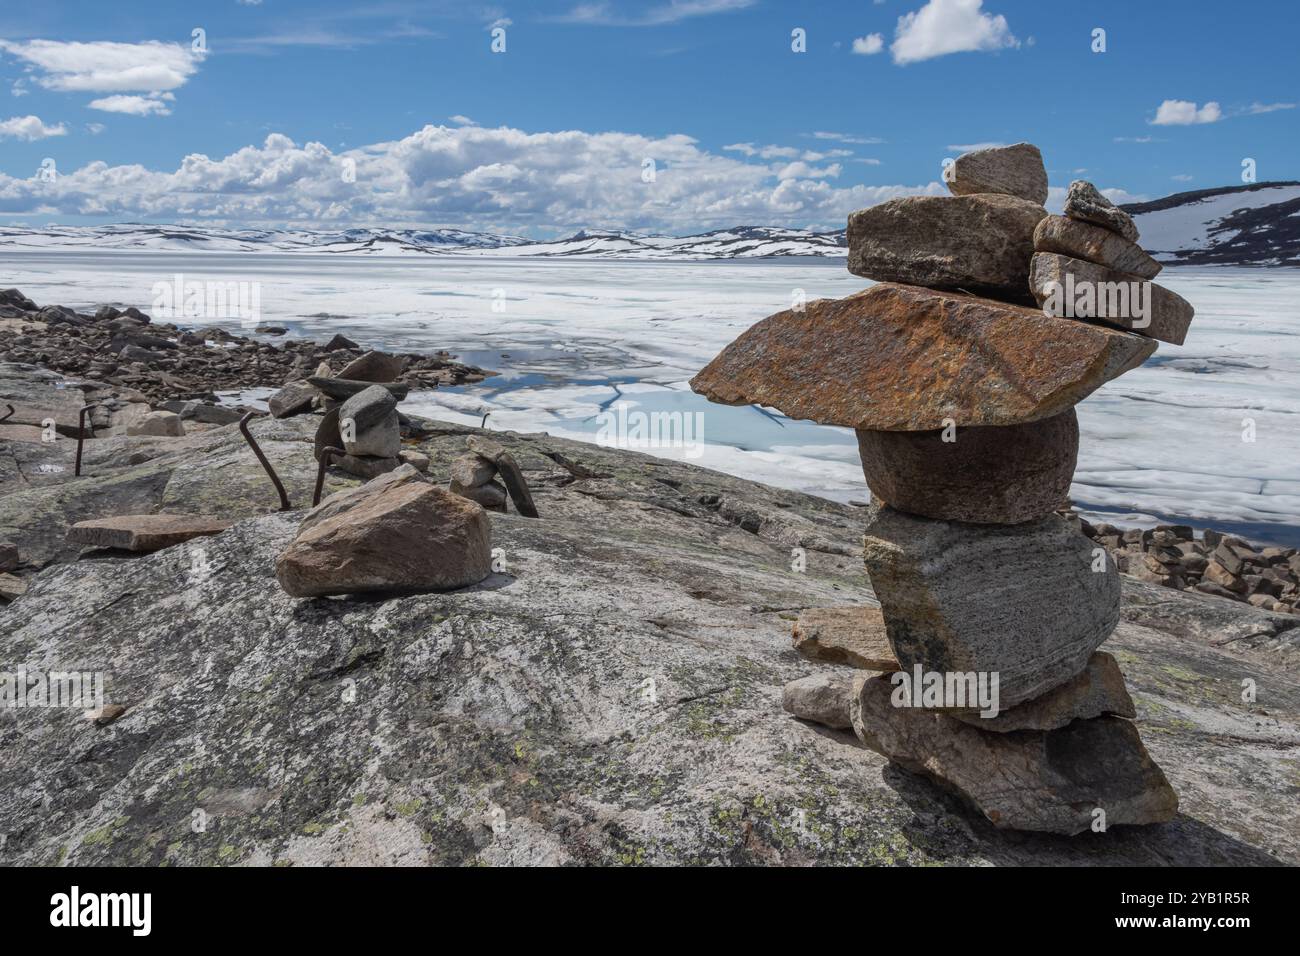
0,287,491,405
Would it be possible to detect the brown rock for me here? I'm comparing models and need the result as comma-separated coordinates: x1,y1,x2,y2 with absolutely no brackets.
267,379,318,418
847,194,1047,303
792,606,899,670
275,465,492,597
946,142,1048,204
450,453,498,488
1063,180,1139,242
0,541,17,573
955,652,1136,732
690,283,1156,430
782,673,856,730
0,572,26,601
856,408,1078,524
337,350,407,383
850,672,1178,834
1033,214,1161,279
451,478,508,512
125,410,184,437
1030,253,1194,346
68,514,233,552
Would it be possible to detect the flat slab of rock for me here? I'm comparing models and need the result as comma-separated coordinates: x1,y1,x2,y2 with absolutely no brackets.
792,606,898,669
68,514,233,552
1030,252,1194,345
690,283,1156,430
331,453,401,480
267,380,318,419
863,504,1120,710
337,350,407,383
467,436,538,518
307,376,409,401
1064,179,1139,242
955,651,1136,732
1034,214,1161,279
275,465,492,597
851,673,1178,834
946,142,1048,205
855,408,1078,524
848,194,1047,303
0,572,26,601
782,673,856,730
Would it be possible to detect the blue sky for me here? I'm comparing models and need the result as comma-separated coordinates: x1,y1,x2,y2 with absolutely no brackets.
0,0,1295,236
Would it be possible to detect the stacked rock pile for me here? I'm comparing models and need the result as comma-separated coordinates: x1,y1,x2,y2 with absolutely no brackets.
692,143,1185,834
448,435,540,517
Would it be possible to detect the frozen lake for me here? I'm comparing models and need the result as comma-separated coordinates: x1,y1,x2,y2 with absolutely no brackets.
6,250,1299,545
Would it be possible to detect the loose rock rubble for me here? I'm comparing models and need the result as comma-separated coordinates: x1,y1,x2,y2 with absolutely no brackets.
694,142,1186,834
0,288,489,403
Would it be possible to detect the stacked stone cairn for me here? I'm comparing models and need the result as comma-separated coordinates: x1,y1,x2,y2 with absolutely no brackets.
692,143,1188,834
448,435,540,517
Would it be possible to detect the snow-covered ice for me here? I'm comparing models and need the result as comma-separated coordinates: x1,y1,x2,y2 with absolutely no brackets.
6,250,1298,544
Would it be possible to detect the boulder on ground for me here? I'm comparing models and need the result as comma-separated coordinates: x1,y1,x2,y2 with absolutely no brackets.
450,453,498,488
847,194,1047,303
338,385,400,459
451,478,508,512
1063,179,1139,242
855,409,1078,524
689,283,1156,430
782,673,856,730
67,514,233,552
945,142,1049,204
308,376,409,401
792,606,898,669
275,465,493,597
862,504,1120,710
1034,214,1161,279
466,436,539,518
331,454,401,480
850,672,1178,834
954,651,1136,732
1030,252,1194,346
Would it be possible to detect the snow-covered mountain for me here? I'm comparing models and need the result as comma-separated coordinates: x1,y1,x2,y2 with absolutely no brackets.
0,222,846,260
4,183,1299,264
1122,182,1300,266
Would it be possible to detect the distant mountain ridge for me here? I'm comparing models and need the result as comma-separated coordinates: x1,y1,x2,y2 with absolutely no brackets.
2,182,1297,264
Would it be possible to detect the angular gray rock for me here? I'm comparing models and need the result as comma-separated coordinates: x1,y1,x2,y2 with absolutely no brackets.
850,672,1179,834
1063,180,1139,242
450,453,498,488
847,194,1047,303
451,478,508,512
1034,214,1161,279
339,385,400,459
855,409,1078,524
268,380,318,419
954,651,1136,732
330,453,401,480
467,436,538,518
792,606,898,670
782,673,856,730
1030,252,1194,346
275,465,493,597
337,350,407,383
67,514,233,552
946,142,1048,205
307,376,409,401
125,410,184,438
862,504,1121,710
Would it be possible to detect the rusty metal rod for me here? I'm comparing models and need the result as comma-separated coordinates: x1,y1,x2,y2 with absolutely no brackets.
74,404,99,477
313,445,345,507
239,411,292,511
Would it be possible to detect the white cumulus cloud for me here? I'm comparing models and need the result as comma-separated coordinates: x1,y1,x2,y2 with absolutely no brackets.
0,114,68,140
88,93,174,116
852,33,885,55
891,0,1018,65
1151,99,1222,125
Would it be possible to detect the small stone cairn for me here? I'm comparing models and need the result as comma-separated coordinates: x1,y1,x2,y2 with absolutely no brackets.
692,143,1190,834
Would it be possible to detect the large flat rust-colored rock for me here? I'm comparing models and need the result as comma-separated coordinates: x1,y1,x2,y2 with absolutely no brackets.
792,606,898,669
690,283,1156,430
68,515,233,552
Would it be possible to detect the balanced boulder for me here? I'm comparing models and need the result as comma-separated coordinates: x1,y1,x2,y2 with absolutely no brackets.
690,283,1155,430
862,504,1120,710
339,384,400,459
945,142,1048,205
1063,179,1139,242
1030,252,1194,345
848,194,1046,303
1034,214,1161,279
275,465,492,598
855,408,1078,524
954,651,1135,733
